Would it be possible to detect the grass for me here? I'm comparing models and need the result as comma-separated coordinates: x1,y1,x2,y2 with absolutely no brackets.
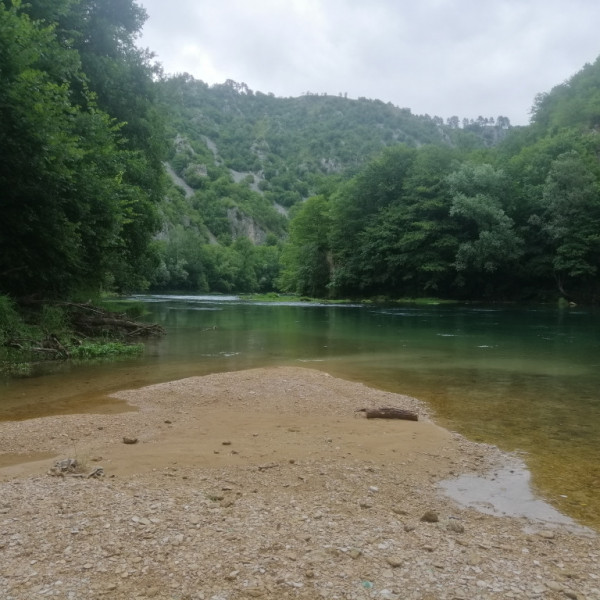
97,298,149,319
68,341,144,359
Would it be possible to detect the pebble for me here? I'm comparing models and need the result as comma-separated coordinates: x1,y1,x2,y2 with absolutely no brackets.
447,520,465,533
386,556,403,568
420,510,439,523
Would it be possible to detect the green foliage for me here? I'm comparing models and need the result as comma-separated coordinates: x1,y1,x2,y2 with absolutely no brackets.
0,0,165,299
0,295,24,345
69,341,144,359
448,163,523,274
278,195,332,297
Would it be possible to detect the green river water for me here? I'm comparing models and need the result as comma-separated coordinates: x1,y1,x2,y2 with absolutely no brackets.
1,296,599,528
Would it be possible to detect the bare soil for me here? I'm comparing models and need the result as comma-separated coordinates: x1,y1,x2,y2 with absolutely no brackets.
0,367,598,600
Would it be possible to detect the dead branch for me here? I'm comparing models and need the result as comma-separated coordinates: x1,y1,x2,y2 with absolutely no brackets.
357,407,419,421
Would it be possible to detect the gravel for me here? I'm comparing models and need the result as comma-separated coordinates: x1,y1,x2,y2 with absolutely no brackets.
1,367,598,600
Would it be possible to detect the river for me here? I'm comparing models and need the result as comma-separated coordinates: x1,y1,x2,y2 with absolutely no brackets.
1,295,599,528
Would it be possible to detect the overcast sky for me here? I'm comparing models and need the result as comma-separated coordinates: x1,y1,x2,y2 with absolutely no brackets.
137,0,600,126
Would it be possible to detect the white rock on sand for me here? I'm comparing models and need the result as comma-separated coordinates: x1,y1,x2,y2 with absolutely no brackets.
0,367,598,600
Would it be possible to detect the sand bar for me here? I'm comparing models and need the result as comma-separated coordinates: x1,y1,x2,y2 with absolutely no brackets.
0,367,598,599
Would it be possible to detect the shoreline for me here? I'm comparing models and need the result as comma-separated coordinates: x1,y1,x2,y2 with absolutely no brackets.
1,366,598,599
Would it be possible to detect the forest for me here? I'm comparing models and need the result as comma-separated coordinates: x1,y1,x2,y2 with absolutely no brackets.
1,0,600,308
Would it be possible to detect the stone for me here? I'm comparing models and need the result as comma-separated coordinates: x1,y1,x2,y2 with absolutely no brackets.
546,581,562,592
420,510,439,523
386,556,403,568
392,507,408,515
447,520,465,533
122,437,138,444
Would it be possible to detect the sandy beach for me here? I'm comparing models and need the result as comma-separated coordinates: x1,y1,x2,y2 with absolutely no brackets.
0,367,598,599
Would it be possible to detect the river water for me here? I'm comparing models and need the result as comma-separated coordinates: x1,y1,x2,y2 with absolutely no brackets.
1,295,599,528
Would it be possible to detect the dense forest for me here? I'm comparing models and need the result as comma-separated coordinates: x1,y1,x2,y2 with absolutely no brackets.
1,0,600,306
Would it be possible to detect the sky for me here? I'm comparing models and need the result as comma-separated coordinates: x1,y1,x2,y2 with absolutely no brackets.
137,0,600,126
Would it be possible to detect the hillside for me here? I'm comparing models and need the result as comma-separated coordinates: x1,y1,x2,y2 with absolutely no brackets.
151,76,511,292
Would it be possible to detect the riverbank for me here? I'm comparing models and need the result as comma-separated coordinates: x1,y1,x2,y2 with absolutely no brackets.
0,367,598,599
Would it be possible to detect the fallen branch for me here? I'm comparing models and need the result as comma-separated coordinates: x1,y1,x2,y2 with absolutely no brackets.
357,407,418,421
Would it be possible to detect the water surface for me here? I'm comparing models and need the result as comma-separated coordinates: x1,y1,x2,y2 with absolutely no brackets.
1,296,599,528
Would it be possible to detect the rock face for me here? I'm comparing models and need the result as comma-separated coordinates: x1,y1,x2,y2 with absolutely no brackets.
0,367,598,599
227,206,267,243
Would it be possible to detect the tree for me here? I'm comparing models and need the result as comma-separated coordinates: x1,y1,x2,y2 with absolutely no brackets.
278,195,332,297
0,0,165,298
447,164,523,291
329,145,417,294
535,151,600,299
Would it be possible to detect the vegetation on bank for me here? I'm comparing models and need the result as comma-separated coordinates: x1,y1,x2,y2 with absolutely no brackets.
0,294,160,374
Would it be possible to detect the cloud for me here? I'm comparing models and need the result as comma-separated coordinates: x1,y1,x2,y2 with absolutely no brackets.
138,0,600,125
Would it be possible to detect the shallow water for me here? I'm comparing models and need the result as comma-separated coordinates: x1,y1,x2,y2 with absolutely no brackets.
1,296,599,528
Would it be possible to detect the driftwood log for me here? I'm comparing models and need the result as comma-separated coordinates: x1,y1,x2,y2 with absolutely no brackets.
357,407,418,421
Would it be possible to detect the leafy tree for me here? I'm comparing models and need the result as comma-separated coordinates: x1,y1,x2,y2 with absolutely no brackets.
278,195,332,297
329,145,417,294
447,164,523,293
356,146,459,296
534,151,600,299
0,0,165,298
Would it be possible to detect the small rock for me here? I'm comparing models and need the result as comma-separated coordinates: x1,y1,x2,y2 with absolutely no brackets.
563,592,580,600
359,500,373,509
420,510,439,523
225,570,239,581
386,556,403,568
404,522,417,532
392,507,408,516
348,548,362,559
539,530,556,539
447,520,465,533
546,581,562,592
222,441,232,446
122,437,138,445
